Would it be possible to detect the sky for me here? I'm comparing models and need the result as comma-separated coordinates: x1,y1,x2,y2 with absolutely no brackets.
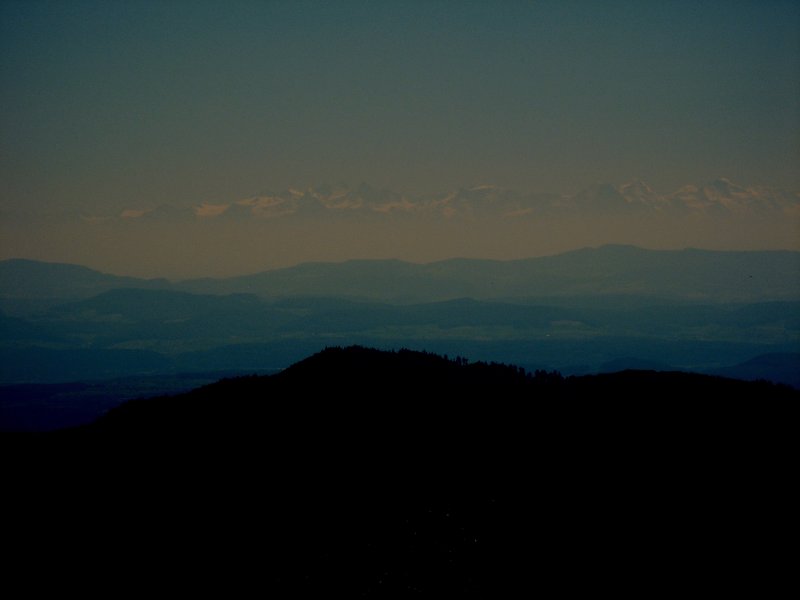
1,0,799,277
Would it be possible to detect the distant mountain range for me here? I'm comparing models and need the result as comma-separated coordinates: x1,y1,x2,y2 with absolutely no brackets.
4,179,797,279
4,178,796,224
3,245,799,304
92,178,800,222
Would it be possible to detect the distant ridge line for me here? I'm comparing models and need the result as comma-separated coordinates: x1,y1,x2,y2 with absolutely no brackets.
2,245,798,304
3,244,800,281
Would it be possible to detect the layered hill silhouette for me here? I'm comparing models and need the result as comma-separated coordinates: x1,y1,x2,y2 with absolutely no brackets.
2,246,797,429
7,346,794,595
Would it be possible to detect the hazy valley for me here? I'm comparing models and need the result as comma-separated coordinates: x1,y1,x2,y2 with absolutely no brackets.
2,244,798,430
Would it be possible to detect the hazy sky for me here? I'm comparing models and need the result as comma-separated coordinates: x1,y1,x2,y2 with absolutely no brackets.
1,0,798,217
1,1,799,279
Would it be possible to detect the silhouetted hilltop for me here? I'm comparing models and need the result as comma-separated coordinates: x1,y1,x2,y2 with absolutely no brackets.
85,345,794,434
6,346,795,596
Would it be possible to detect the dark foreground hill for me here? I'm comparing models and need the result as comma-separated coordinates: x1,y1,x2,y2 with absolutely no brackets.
5,347,796,595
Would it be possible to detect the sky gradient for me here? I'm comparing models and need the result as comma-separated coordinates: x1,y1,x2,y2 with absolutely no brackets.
1,1,799,277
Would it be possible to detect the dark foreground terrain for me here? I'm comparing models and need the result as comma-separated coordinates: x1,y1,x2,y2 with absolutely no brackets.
5,346,796,595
